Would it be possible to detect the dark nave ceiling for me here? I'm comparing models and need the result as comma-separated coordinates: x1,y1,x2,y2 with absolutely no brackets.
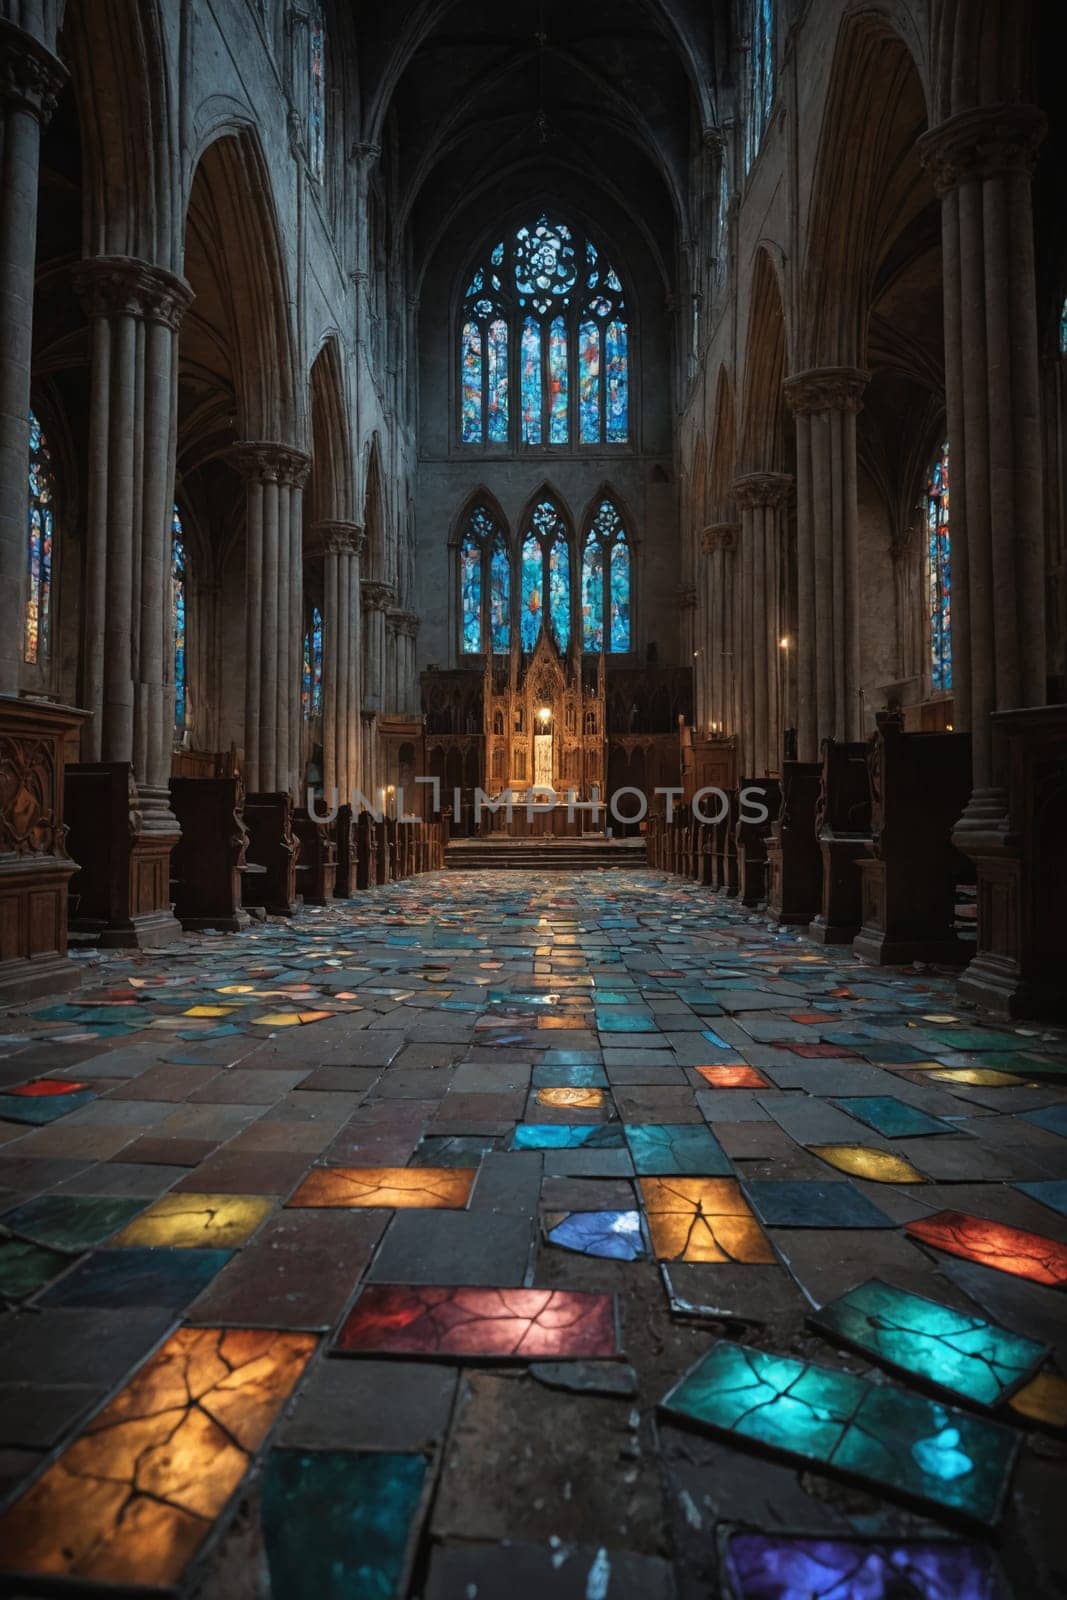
349,0,720,288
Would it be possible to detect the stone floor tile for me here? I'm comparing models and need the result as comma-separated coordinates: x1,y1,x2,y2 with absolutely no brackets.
279,1359,457,1450
367,1209,534,1285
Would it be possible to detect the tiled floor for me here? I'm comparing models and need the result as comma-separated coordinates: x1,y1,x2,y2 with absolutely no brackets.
0,869,1065,1598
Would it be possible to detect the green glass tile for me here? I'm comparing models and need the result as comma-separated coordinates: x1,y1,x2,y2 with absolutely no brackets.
0,1235,70,1299
928,1028,1021,1050
809,1278,1048,1407
0,1088,97,1126
531,1063,608,1089
1,1195,148,1251
661,1340,1018,1524
623,1123,732,1176
833,1096,954,1139
597,1012,658,1033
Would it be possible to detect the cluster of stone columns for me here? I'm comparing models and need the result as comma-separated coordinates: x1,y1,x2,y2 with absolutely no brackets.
317,521,365,806
232,444,310,797
360,580,393,798
699,522,737,738
732,473,792,775
386,607,420,716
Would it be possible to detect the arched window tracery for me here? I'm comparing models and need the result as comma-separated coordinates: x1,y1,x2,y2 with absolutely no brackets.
581,498,631,653
926,441,952,693
25,412,54,667
172,506,187,735
459,503,510,655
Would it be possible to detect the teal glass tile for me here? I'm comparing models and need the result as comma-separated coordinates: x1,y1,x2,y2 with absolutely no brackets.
1015,1180,1067,1218
597,1012,658,1033
809,1278,1048,1406
660,1340,1018,1524
39,1246,234,1309
743,1181,894,1229
532,1063,608,1089
262,1448,427,1600
832,1097,954,1138
1,1195,148,1251
0,1235,70,1299
0,1088,96,1125
513,1124,624,1150
623,1124,731,1176
1020,1105,1067,1138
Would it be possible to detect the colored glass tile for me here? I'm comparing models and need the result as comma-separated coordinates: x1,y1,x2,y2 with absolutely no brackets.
1015,1180,1067,1219
546,1210,646,1261
724,1533,1010,1600
623,1123,732,1176
833,1096,954,1139
334,1284,619,1361
521,315,542,444
262,1448,427,1600
252,1011,331,1026
39,1247,234,1309
109,1193,275,1249
183,1005,238,1017
660,1340,1017,1524
696,1064,768,1089
0,1235,69,1299
1020,1104,1067,1138
460,320,482,443
7,1077,91,1097
744,1180,894,1230
0,1087,96,1125
640,1177,775,1264
809,1144,925,1184
1008,1371,1067,1430
410,1135,496,1168
1,1195,147,1251
597,1011,657,1032
535,1086,604,1110
513,1124,624,1150
809,1278,1047,1407
288,1167,475,1209
0,1327,315,1588
905,1209,1067,1289
532,1062,608,1088
928,1067,1029,1087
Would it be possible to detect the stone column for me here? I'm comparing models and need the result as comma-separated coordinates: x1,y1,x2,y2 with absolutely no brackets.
232,443,310,795
733,474,792,774
361,580,394,805
783,368,868,757
317,521,365,806
74,258,193,823
918,104,1048,1014
702,522,738,737
676,584,697,721
0,18,66,696
388,609,420,715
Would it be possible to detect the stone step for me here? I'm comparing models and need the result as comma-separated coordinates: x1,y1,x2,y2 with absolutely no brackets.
444,838,647,871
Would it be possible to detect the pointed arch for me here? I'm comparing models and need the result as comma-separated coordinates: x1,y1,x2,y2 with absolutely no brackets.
517,484,574,653
451,490,511,656
579,488,633,654
708,366,737,520
309,338,353,524
363,435,386,581
740,248,787,471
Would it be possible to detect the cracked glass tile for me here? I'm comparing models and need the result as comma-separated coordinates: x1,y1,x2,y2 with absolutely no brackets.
1008,1370,1067,1430
532,1063,608,1088
39,1246,234,1309
109,1193,276,1249
724,1533,1010,1600
832,1097,954,1139
1015,1180,1067,1219
545,1210,646,1260
905,1209,1067,1288
597,1012,659,1033
512,1124,624,1150
287,1167,475,1209
0,1326,315,1588
623,1124,732,1176
0,1235,70,1299
6,1077,92,1097
0,1086,96,1125
334,1284,619,1360
696,1065,769,1089
639,1178,775,1264
535,1087,605,1110
410,1135,496,1168
809,1278,1047,1407
252,1011,332,1027
808,1144,925,1184
927,1067,1029,1087
743,1180,895,1229
262,1448,427,1600
1,1195,148,1251
660,1340,1017,1524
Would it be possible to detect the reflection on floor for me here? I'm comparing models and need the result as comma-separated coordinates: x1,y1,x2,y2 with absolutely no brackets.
0,868,1064,1598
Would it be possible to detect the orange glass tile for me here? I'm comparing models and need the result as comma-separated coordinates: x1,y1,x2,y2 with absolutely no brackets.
1008,1371,1067,1430
639,1177,776,1263
809,1144,924,1184
538,1013,593,1030
788,1013,837,1025
288,1166,475,1209
109,1192,275,1249
535,1087,605,1109
696,1064,768,1089
905,1209,1067,1289
252,1011,332,1027
9,1079,91,1098
0,1327,315,1588
183,1005,238,1018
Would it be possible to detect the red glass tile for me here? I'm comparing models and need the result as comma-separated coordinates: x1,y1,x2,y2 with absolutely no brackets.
696,1064,769,1089
906,1209,1067,1289
788,1043,859,1059
10,1079,91,1098
334,1285,619,1361
788,1013,837,1024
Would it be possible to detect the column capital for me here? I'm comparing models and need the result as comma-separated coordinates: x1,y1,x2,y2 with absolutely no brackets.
732,472,794,509
702,521,739,554
918,103,1046,196
0,18,67,124
782,367,869,415
350,140,382,165
230,442,311,486
676,585,697,610
72,256,195,329
314,520,366,557
361,580,395,612
387,608,421,638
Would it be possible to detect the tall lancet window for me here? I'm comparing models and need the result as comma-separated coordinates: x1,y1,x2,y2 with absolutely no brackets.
926,441,952,693
459,215,630,449
308,7,326,182
459,503,510,655
520,499,570,651
172,506,188,735
581,499,631,653
303,605,324,717
745,0,775,172
25,412,54,666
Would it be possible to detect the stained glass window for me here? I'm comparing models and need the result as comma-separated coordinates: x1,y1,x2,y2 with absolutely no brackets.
581,499,631,653
25,412,54,666
1060,296,1067,355
458,504,509,654
489,531,510,651
458,215,629,447
926,441,952,693
460,529,482,653
302,605,324,717
308,8,325,182
520,499,570,650
172,506,187,733
745,0,775,173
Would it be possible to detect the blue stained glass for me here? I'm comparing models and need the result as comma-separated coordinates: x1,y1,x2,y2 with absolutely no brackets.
172,506,187,731
515,215,576,313
746,0,775,172
461,321,482,443
487,318,508,442
308,12,325,182
927,440,952,692
549,315,568,444
582,535,604,651
521,533,542,650
521,316,542,444
549,536,570,648
579,319,600,443
25,411,54,665
490,241,504,265
725,1534,1010,1600
461,532,482,652
489,531,510,650
1060,295,1067,354
606,320,628,443
609,535,630,651
605,267,622,293
302,604,323,717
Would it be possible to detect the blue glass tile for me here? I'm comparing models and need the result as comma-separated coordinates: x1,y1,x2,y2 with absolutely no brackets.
833,1097,955,1138
744,1181,895,1229
39,1247,233,1309
547,1210,646,1261
513,1125,624,1151
623,1124,732,1176
725,1533,1010,1600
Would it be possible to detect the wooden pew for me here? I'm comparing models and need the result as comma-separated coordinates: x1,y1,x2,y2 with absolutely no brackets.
736,778,781,907
767,760,823,925
722,788,740,895
809,740,871,944
291,807,337,905
334,804,356,898
242,793,299,915
854,717,972,965
170,777,250,931
66,762,179,946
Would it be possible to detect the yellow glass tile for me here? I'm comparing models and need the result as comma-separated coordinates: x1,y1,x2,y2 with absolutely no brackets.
927,1067,1029,1087
0,1327,315,1588
252,1010,332,1027
182,1005,238,1018
896,1060,957,1072
536,1087,605,1109
288,1166,475,1209
808,1144,925,1184
110,1193,275,1249
639,1177,776,1263
1008,1370,1067,1429
538,1013,593,1030
921,1014,958,1023
216,984,255,995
